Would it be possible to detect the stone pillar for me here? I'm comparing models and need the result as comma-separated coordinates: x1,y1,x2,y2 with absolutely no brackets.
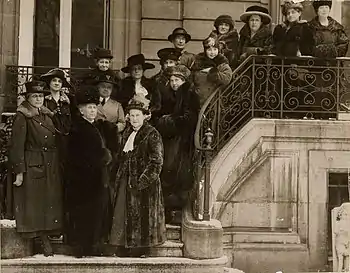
0,0,20,115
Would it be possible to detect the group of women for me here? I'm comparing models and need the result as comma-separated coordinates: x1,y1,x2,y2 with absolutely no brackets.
8,0,349,259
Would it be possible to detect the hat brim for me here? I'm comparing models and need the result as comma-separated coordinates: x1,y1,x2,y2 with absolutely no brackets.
95,79,118,86
22,90,51,96
40,74,72,88
121,63,155,73
240,11,272,24
126,105,150,115
94,55,113,60
167,33,191,43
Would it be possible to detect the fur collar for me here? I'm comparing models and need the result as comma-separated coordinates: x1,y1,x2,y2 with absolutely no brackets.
122,122,156,147
309,16,344,32
17,101,53,118
192,53,228,71
210,29,237,42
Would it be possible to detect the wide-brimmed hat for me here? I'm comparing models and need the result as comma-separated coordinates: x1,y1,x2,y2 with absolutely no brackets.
240,5,272,25
40,68,71,88
126,96,150,115
281,0,304,15
167,28,191,43
312,0,332,12
93,71,118,85
23,81,51,96
214,15,235,31
157,48,182,62
167,65,191,81
75,86,100,105
121,54,155,73
93,47,113,59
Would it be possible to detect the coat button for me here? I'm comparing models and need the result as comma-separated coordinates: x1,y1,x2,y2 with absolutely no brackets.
43,147,47,151
44,136,48,139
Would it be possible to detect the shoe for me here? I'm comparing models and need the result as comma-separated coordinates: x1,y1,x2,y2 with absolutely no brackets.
40,235,54,257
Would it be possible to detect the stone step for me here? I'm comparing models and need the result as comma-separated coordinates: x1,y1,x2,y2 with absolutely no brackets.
166,224,181,241
1,255,229,273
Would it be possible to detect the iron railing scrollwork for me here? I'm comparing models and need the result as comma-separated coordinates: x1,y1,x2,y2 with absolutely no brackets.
192,55,350,221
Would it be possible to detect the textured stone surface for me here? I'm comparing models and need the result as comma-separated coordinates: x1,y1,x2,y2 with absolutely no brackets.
1,255,229,273
1,226,33,259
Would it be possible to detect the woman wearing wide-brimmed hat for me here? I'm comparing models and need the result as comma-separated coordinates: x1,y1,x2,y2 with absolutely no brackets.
117,54,160,116
9,81,64,257
238,5,273,62
168,28,196,69
109,96,166,257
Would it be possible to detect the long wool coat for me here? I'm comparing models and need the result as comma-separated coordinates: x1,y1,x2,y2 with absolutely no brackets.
66,115,113,247
156,82,200,209
192,53,232,106
238,24,273,61
111,123,166,248
9,101,63,236
309,16,349,58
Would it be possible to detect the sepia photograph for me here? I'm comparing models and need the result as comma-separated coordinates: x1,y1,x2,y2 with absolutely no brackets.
1,0,350,272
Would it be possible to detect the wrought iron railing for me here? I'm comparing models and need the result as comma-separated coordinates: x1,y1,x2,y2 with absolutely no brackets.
193,55,350,221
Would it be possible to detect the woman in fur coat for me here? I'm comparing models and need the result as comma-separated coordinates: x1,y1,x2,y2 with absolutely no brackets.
109,96,166,257
66,87,113,257
209,15,239,68
192,36,233,106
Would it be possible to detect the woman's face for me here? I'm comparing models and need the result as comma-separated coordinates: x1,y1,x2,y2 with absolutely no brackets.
317,5,331,18
286,8,301,23
249,15,262,32
218,22,230,35
131,64,144,80
79,103,97,121
96,58,111,71
173,35,186,50
206,46,219,59
27,93,45,108
163,59,177,70
49,77,63,92
129,109,145,130
170,75,185,91
98,82,113,98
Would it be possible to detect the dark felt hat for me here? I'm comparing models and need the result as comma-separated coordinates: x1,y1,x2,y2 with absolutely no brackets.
93,70,118,85
126,97,150,115
157,48,182,62
312,0,332,12
214,15,235,31
23,81,51,95
240,5,272,25
40,68,71,88
93,47,113,59
167,28,192,43
75,86,100,105
121,54,155,73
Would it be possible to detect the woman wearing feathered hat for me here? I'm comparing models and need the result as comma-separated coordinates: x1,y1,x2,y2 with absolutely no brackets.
208,15,239,68
309,0,349,58
65,86,113,257
9,81,64,256
168,28,196,69
109,96,166,257
117,54,160,117
155,65,200,224
238,5,273,62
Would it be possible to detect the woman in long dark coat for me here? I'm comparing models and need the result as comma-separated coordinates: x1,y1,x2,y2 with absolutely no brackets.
109,96,166,257
9,81,63,256
156,65,200,223
66,87,113,257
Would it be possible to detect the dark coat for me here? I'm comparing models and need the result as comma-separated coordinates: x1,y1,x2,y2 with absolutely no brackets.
112,123,166,248
209,29,239,68
238,24,273,61
66,115,112,248
116,76,161,113
192,53,232,106
273,21,314,57
151,71,170,121
309,16,349,58
155,82,200,209
9,101,63,236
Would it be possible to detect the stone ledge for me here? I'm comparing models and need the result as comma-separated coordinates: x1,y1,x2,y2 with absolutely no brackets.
224,231,301,244
232,243,308,251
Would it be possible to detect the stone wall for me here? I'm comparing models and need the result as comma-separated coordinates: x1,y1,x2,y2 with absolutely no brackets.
0,0,19,115
209,119,350,273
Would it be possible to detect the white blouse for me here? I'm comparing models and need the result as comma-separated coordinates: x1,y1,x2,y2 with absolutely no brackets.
135,82,148,97
123,131,137,152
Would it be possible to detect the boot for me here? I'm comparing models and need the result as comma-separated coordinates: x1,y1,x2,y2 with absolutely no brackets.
40,235,53,257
